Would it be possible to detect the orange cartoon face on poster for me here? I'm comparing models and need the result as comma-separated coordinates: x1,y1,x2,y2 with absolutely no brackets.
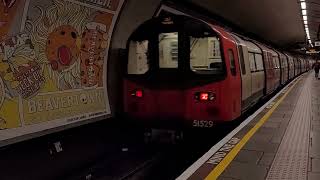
46,25,80,72
0,0,19,39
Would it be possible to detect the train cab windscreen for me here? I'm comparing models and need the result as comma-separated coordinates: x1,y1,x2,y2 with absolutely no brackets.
190,36,223,74
128,40,149,74
158,32,178,69
126,15,226,84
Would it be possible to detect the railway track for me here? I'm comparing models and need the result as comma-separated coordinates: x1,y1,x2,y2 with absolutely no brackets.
119,153,162,180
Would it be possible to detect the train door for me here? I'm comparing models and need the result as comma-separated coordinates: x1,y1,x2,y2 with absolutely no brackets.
271,52,280,89
278,53,284,85
277,51,287,85
294,58,298,76
284,54,291,80
265,51,275,94
230,34,252,111
212,28,241,120
299,59,302,74
290,57,294,79
225,44,242,119
283,55,289,83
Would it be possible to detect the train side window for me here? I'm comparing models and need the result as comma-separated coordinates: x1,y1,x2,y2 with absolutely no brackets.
159,32,178,68
268,56,273,69
238,46,246,75
190,36,223,74
228,49,236,76
127,40,149,74
255,54,264,71
273,56,279,68
284,57,288,67
249,52,256,72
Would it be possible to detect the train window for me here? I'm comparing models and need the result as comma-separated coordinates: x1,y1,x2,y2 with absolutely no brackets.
249,52,256,72
159,32,178,68
228,49,236,76
255,54,264,71
190,36,223,74
283,57,288,67
127,40,149,74
273,56,280,68
238,46,246,75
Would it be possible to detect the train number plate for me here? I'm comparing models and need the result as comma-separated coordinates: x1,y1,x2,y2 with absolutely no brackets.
193,120,214,128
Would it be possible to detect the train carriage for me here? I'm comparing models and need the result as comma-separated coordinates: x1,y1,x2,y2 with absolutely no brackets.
123,14,311,130
254,43,281,95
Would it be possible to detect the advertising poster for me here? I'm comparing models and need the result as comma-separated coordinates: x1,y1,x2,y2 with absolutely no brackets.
0,0,124,143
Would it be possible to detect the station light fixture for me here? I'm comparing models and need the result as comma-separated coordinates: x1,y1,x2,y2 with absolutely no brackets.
301,1,306,9
302,9,307,15
303,15,308,21
300,0,312,46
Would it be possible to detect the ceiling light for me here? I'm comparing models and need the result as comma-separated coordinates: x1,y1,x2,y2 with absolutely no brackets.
304,20,308,24
302,9,307,15
303,16,308,21
301,2,306,9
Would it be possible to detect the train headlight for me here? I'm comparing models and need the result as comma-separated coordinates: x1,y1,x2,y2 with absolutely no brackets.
131,89,143,98
195,92,215,101
200,93,209,101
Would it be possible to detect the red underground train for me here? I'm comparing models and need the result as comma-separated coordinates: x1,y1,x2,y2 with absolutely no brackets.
123,14,311,131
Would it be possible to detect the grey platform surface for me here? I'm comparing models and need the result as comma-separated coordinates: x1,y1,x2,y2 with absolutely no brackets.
219,73,320,180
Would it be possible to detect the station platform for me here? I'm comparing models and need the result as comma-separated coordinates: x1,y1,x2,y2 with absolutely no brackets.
177,72,320,180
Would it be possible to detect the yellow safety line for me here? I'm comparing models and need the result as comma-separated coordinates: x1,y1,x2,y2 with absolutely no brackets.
205,78,301,180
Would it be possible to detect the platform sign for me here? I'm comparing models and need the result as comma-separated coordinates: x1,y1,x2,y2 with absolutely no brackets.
315,41,320,47
0,0,125,145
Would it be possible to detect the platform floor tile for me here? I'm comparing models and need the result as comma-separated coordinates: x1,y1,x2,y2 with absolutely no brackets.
220,161,268,180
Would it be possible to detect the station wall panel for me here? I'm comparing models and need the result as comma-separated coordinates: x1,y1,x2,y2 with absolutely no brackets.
0,0,124,146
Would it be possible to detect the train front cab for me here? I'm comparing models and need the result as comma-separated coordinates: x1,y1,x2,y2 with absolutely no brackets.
123,15,242,129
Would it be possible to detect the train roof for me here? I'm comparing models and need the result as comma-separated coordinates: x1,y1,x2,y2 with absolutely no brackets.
228,33,262,54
